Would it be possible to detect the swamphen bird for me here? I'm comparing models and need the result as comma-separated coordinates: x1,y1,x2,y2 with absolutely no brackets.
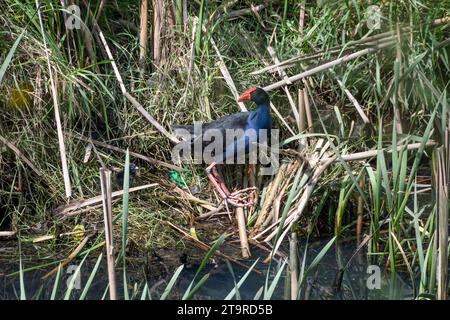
172,87,272,207
115,163,139,188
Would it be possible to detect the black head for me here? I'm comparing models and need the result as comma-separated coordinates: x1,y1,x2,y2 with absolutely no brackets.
130,163,139,174
237,87,270,105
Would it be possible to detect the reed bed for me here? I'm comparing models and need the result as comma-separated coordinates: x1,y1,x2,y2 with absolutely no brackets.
0,0,449,300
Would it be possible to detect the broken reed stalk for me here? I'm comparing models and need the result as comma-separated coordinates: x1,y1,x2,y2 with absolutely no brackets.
97,27,179,143
289,232,298,300
36,0,72,198
435,146,448,300
59,183,158,216
99,168,117,300
139,0,148,74
263,41,395,92
235,207,250,258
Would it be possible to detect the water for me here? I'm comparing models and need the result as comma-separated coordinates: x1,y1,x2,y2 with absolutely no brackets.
0,238,419,300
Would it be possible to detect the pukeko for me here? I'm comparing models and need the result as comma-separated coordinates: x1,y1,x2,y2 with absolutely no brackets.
172,87,272,207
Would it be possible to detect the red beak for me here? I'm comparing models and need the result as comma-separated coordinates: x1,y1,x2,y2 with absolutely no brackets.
237,86,257,102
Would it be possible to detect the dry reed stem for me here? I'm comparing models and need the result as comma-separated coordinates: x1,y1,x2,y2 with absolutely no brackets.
0,134,42,177
263,41,395,92
36,0,72,198
0,231,16,237
298,3,305,34
186,17,198,87
152,0,164,68
337,79,370,124
289,232,298,300
139,0,149,74
252,163,288,234
303,87,313,133
70,132,183,171
236,207,251,258
97,27,179,143
435,146,448,300
100,168,117,300
298,88,307,134
226,4,266,18
58,183,158,216
41,236,91,280
208,34,247,112
267,47,300,128
319,141,436,164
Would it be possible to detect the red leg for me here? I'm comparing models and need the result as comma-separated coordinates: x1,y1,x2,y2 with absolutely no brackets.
206,161,256,207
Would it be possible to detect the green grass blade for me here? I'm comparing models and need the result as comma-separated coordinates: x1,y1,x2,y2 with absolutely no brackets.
160,264,184,300
225,259,259,300
79,253,103,300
